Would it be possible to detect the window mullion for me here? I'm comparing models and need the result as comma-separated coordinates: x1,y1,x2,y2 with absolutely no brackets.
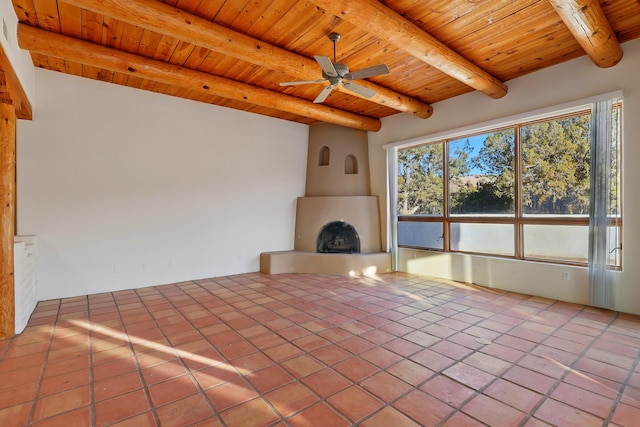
442,140,450,252
514,125,522,259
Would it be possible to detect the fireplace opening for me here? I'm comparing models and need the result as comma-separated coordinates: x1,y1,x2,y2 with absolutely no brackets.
317,221,360,254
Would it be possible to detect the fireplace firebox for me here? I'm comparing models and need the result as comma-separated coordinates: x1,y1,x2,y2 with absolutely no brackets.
317,221,360,254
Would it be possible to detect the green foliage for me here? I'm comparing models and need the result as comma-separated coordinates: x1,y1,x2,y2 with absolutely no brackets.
450,180,514,214
609,106,622,216
450,131,515,214
449,138,472,178
397,112,602,217
521,114,591,214
397,144,443,215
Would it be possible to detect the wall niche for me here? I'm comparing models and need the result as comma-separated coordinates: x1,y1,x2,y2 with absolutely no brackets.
318,146,330,166
345,154,358,174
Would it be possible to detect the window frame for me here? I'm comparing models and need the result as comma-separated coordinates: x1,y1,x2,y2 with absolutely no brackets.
391,99,623,270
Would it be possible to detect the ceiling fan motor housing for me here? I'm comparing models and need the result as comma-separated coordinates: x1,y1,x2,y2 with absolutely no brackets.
323,62,349,80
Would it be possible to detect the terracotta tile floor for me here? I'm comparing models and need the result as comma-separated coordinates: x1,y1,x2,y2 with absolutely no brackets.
2,272,640,426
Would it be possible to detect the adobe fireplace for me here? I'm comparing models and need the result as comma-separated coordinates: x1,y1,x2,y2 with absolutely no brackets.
317,221,360,254
260,123,391,275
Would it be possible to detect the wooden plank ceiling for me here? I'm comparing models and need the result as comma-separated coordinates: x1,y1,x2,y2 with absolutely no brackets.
9,0,640,130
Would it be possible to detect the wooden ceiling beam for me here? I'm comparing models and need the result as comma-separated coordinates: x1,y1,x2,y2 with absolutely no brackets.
309,0,508,99
58,0,433,119
17,24,381,132
547,0,623,68
0,43,32,120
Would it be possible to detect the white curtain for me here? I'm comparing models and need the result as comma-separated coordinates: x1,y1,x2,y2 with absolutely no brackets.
588,98,618,308
387,146,399,271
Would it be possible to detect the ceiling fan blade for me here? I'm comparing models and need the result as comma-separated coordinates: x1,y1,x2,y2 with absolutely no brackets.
314,56,338,77
342,81,377,99
280,79,326,86
313,84,336,103
345,64,390,80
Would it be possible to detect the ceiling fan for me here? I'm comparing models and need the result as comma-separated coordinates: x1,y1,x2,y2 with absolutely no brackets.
280,33,390,104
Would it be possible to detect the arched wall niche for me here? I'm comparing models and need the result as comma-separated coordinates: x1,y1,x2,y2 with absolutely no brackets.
345,154,358,174
318,146,330,166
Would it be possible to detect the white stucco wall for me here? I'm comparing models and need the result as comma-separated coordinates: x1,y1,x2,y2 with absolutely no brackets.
18,69,308,300
369,38,640,314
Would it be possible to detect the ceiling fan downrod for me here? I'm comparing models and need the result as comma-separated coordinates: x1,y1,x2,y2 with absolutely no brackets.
328,32,341,63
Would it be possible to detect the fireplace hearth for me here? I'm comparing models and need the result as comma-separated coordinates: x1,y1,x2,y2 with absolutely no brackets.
317,221,360,254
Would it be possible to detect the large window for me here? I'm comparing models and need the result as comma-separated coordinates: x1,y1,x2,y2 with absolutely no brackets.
396,104,622,268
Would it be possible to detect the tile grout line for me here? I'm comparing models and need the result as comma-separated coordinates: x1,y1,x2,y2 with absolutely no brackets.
425,291,542,426
290,278,414,426
389,288,539,425
163,279,285,426
8,273,640,426
183,281,263,426
603,315,640,426
86,294,97,427
328,277,502,426
188,279,286,426
515,307,622,426
25,298,60,426
399,293,584,426
238,275,413,426
120,287,164,426
126,280,604,427
295,277,487,426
